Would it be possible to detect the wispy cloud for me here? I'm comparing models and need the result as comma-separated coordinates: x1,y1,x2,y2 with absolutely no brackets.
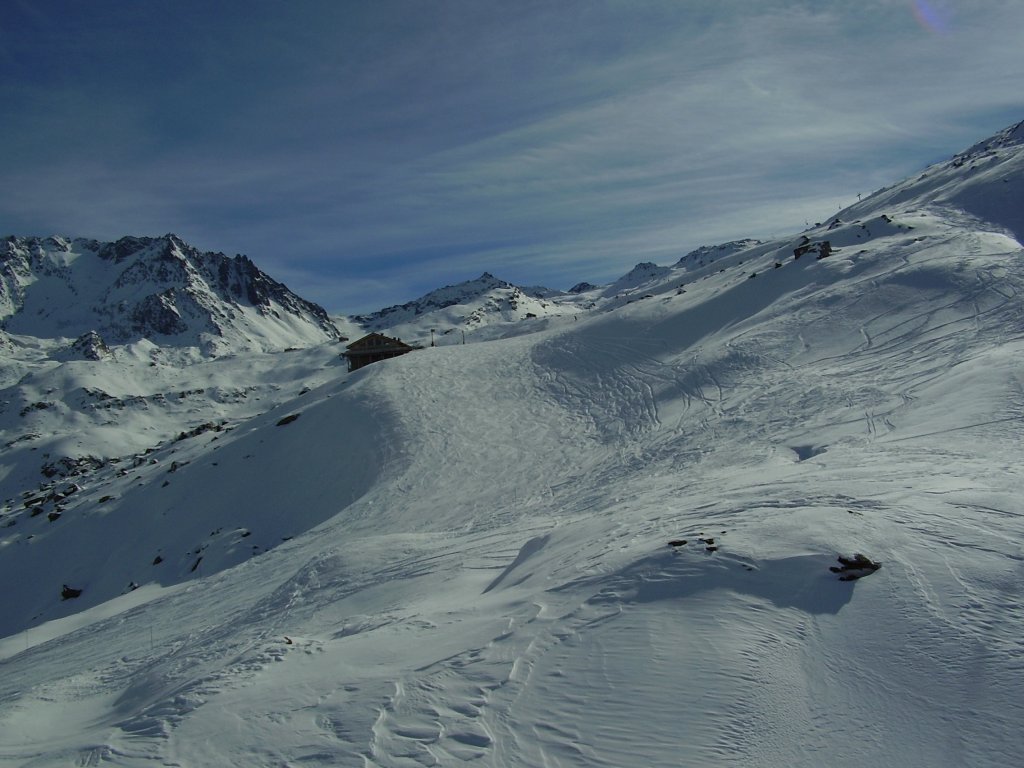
2,1,1022,312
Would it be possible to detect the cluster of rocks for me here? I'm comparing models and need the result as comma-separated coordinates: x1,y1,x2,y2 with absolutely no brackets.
19,481,81,522
175,421,226,442
830,553,881,581
667,531,725,554
793,237,833,261
41,455,107,479
664,536,881,583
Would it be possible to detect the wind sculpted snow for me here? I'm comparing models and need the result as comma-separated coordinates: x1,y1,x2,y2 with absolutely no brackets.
2,127,1024,765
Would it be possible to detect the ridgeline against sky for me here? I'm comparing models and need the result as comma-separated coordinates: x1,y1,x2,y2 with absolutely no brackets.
2,0,1022,313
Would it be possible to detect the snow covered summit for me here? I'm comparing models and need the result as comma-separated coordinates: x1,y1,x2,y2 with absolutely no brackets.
351,271,583,345
0,234,342,356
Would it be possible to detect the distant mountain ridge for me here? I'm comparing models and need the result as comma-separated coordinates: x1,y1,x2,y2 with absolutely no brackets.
350,271,589,345
353,272,516,326
4,119,1023,358
0,234,342,356
674,239,764,270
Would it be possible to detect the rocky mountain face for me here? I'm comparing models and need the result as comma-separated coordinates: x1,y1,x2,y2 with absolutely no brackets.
0,234,342,356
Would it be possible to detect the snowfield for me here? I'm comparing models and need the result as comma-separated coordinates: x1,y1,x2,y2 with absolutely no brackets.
2,125,1024,766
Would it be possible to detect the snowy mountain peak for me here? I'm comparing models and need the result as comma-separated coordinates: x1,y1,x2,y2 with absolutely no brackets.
0,234,342,355
675,239,763,270
602,261,672,296
627,260,660,274
68,330,112,361
475,271,505,285
351,271,578,344
956,118,1024,158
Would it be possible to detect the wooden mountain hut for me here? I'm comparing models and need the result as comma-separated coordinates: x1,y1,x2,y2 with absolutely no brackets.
343,333,416,372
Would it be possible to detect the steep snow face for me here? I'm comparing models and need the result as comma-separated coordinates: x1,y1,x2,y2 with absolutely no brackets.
0,350,386,635
839,119,1024,243
0,235,342,354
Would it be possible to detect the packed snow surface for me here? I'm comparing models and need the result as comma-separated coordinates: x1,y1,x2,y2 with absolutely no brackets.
2,131,1024,765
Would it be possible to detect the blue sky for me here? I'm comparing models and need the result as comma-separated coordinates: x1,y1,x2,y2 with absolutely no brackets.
2,1,1022,314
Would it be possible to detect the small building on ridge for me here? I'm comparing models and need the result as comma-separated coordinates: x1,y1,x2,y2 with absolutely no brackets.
343,333,416,371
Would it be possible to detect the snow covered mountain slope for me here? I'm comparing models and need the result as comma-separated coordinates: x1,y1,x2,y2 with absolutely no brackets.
0,234,342,356
0,344,352,547
674,238,764,270
1,122,1024,767
839,118,1024,240
351,272,586,346
600,260,673,296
